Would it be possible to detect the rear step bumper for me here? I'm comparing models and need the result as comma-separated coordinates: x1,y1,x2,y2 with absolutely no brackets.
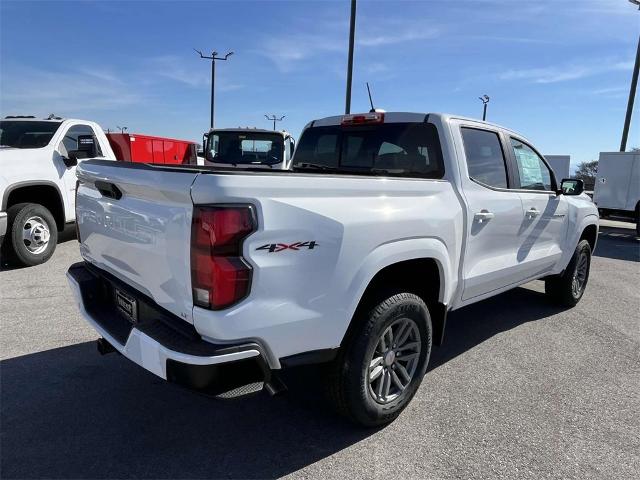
67,262,270,393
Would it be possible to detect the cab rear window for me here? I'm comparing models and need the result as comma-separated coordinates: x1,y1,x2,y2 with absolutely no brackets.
293,123,445,178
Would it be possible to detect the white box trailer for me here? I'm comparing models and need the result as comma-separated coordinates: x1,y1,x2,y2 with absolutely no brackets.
593,151,640,234
544,155,571,180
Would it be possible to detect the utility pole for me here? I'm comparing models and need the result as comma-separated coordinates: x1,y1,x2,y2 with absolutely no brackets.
265,114,285,131
479,95,490,121
345,0,357,114
195,49,234,129
620,0,640,151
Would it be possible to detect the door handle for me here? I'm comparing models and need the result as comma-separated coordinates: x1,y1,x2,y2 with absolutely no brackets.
95,181,123,200
526,207,540,219
474,210,495,223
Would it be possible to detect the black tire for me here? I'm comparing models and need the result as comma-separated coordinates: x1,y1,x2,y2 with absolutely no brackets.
635,205,639,237
6,203,58,267
545,239,591,307
327,292,432,427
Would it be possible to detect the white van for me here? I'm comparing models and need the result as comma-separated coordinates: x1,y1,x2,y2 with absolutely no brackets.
593,152,640,235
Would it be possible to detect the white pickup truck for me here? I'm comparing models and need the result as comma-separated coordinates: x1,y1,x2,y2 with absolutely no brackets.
0,116,115,265
67,112,599,426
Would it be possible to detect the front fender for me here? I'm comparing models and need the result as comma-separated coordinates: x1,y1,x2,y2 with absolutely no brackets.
557,213,599,272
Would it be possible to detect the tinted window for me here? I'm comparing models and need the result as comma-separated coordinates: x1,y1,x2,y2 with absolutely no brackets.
510,138,552,191
0,121,61,149
207,132,284,165
461,128,508,188
59,124,103,157
293,123,444,178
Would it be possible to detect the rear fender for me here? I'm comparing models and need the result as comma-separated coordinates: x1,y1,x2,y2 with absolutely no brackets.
345,237,454,322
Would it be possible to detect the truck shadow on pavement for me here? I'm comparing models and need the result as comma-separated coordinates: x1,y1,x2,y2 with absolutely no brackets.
593,226,639,262
1,285,568,479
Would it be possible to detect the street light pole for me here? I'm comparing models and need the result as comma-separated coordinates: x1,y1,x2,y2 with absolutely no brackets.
479,95,490,121
195,49,234,129
621,0,640,151
265,114,285,131
345,0,357,114
621,42,640,151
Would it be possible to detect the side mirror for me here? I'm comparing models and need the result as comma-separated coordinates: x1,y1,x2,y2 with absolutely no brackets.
560,178,584,196
63,150,88,167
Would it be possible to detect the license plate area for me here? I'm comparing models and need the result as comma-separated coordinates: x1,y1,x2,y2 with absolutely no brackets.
114,288,138,324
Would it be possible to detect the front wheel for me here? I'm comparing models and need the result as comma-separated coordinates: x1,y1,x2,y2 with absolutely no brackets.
327,292,432,427
545,239,592,307
6,203,58,267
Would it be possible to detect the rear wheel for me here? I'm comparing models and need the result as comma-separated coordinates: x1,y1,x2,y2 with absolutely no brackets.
545,239,591,307
6,203,58,266
327,292,432,427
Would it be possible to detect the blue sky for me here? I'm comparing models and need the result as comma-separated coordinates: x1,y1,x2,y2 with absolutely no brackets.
1,0,638,168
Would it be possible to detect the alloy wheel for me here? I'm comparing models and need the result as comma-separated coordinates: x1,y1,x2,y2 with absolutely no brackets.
571,251,588,298
367,317,421,404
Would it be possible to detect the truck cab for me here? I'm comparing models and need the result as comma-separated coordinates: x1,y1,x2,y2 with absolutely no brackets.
203,128,295,170
0,115,116,265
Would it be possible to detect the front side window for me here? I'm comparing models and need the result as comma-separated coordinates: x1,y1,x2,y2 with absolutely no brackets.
510,138,552,191
461,128,508,188
58,124,103,157
0,121,62,149
293,122,445,178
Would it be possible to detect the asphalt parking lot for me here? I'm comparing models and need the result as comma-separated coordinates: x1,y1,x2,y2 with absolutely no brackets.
1,221,638,480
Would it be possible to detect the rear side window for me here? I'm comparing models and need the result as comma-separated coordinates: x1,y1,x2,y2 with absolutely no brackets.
461,128,508,188
293,123,444,178
59,124,104,157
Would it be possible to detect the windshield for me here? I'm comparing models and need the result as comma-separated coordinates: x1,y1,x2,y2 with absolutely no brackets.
207,132,284,165
0,121,62,149
293,122,444,178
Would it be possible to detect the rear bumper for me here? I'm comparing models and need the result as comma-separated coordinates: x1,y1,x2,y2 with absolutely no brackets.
66,262,268,391
0,211,7,238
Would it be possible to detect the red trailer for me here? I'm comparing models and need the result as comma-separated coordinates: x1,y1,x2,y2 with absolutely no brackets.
106,133,197,165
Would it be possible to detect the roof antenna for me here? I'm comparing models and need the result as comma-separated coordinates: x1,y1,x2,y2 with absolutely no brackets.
366,82,376,113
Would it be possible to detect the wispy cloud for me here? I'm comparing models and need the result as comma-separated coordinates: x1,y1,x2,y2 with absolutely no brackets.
358,26,439,47
0,65,144,115
260,34,343,72
147,55,209,87
590,85,628,95
499,59,633,84
465,35,554,45
260,19,441,72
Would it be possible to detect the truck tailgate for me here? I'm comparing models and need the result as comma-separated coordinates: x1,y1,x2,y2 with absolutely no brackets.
75,161,198,323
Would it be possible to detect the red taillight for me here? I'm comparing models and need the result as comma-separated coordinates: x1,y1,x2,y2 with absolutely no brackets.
341,112,384,125
191,205,256,310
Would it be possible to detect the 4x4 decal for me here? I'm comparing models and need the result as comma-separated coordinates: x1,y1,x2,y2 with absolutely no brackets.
256,241,318,253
